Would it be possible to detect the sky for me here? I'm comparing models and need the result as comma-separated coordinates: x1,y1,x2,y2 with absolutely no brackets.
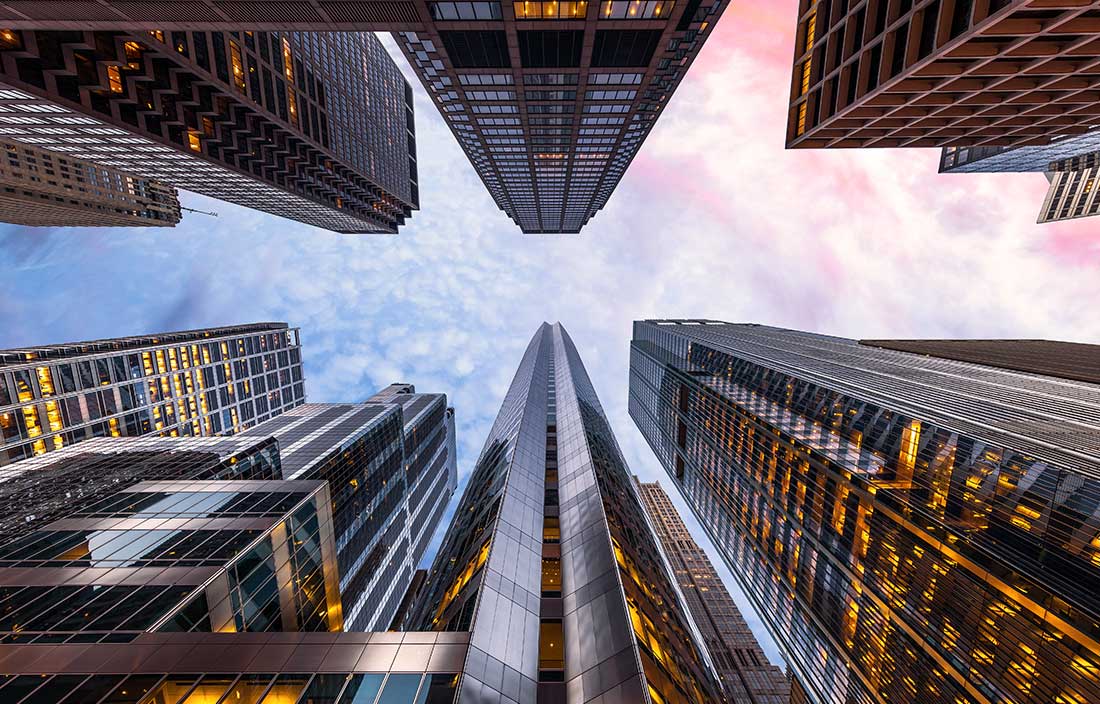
3,0,1100,667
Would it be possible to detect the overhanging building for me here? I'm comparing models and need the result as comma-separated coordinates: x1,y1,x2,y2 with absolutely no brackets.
0,31,417,233
402,322,725,702
786,1,1100,150
0,323,305,466
0,0,727,234
630,320,1100,704
636,478,790,703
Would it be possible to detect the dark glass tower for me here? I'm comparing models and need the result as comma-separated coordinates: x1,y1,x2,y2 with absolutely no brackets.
0,323,305,466
629,320,1100,704
404,322,724,703
635,478,789,703
0,30,417,233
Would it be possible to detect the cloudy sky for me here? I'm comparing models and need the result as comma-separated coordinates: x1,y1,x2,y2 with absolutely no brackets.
3,0,1100,665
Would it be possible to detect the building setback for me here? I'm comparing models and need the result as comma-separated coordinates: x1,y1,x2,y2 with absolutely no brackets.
401,322,724,703
629,320,1100,704
786,1,1100,150
0,30,417,233
0,138,181,227
0,323,305,465
635,478,790,703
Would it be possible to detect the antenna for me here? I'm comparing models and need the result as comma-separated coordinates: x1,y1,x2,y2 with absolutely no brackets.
180,206,218,217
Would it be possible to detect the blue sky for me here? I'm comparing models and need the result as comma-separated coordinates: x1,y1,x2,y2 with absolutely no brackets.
4,8,1100,666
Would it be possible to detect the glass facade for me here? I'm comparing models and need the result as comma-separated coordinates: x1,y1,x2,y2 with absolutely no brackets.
238,389,458,632
0,409,464,703
0,30,416,233
396,0,728,233
0,138,181,227
635,479,789,703
405,322,723,703
629,320,1100,704
0,323,305,466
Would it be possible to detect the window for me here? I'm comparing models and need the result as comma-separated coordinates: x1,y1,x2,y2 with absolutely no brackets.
543,516,560,543
541,557,561,596
539,619,565,676
599,0,673,18
514,0,588,19
429,1,503,19
591,29,662,67
519,30,584,68
439,31,512,68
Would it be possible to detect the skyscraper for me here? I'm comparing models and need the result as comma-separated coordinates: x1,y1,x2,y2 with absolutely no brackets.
629,320,1100,704
0,139,181,227
239,387,459,631
4,0,727,234
0,423,465,704
0,323,305,465
403,322,725,703
635,478,789,703
786,2,1100,150
0,31,417,233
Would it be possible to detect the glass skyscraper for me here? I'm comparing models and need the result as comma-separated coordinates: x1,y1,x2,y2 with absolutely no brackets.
0,323,305,466
0,396,463,703
403,322,724,703
635,478,789,703
629,320,1100,704
239,387,459,632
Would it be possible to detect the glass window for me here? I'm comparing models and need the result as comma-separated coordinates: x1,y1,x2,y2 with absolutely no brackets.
0,373,10,405
54,675,126,704
19,675,88,703
376,675,421,704
178,675,235,703
543,516,560,543
541,558,561,596
258,674,309,703
77,361,95,390
417,675,459,704
140,675,202,704
95,358,112,385
101,675,164,703
539,619,565,672
297,674,347,704
338,674,384,704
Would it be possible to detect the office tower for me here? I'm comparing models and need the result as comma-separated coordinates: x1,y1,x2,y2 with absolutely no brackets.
0,139,181,227
629,320,1100,704
240,388,458,632
0,31,417,233
5,4,726,235
0,428,465,704
635,478,789,703
391,1,729,235
786,2,1100,150
403,322,724,703
0,323,305,465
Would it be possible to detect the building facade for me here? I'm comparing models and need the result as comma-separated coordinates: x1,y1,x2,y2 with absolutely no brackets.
0,323,305,465
0,431,465,704
404,322,724,703
0,30,417,233
239,387,458,632
635,478,789,703
0,0,726,234
629,320,1100,704
786,1,1100,150
0,138,181,227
